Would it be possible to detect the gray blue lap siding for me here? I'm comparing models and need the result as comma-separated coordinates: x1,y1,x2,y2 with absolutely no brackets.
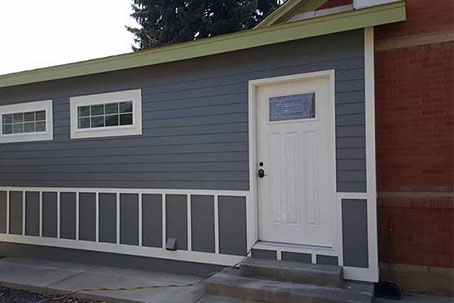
0,30,366,192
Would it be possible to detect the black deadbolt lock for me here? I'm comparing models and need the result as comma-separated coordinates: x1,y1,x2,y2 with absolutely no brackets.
258,168,265,178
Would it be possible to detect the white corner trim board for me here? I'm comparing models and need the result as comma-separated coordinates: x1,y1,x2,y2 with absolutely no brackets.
70,89,142,139
0,100,53,143
363,26,379,282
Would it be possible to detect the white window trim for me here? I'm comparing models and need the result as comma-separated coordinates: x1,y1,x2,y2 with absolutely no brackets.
70,89,142,139
0,100,53,143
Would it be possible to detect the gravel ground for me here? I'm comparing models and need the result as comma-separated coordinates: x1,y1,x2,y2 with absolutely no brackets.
0,287,106,303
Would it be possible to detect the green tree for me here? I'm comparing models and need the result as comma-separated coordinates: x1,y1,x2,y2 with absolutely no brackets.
127,0,284,50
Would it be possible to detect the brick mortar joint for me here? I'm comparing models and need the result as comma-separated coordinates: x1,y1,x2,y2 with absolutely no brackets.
378,191,454,199
379,262,454,275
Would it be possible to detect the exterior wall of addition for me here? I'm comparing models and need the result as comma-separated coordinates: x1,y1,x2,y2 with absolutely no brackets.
0,30,372,278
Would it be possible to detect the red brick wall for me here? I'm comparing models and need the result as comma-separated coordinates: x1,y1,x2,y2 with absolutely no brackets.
375,0,453,39
375,42,453,192
374,0,453,269
378,197,453,268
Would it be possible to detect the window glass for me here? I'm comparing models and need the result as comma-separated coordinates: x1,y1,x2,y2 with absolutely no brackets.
2,110,46,135
77,101,133,129
269,93,315,122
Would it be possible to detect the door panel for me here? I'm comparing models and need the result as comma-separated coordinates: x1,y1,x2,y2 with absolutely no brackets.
256,76,335,247
304,130,319,227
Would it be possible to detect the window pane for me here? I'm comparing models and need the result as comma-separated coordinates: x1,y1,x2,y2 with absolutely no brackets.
36,111,46,121
13,123,24,133
105,114,119,127
269,93,315,122
105,103,119,115
91,116,104,128
24,112,35,122
36,121,46,132
120,113,133,125
2,114,12,124
120,101,132,113
78,106,90,117
73,98,136,132
2,125,12,134
13,113,24,123
91,104,104,116
24,122,35,133
78,118,91,129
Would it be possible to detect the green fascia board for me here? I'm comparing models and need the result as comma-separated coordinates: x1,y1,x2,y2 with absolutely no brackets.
255,0,328,29
0,1,406,89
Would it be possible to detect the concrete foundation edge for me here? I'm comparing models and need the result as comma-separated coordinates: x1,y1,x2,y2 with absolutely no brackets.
0,242,223,277
379,263,454,297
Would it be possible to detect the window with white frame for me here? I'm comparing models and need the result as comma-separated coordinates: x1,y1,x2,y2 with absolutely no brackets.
70,89,142,139
0,100,53,143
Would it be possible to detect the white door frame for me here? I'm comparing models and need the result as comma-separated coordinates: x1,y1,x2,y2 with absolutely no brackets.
247,70,339,256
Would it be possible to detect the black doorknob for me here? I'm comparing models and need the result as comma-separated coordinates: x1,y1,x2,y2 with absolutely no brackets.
258,169,265,178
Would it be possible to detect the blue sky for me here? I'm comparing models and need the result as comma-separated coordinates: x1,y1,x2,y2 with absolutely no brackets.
0,0,139,75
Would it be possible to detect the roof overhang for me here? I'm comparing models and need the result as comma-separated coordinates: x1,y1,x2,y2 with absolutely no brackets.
0,1,406,89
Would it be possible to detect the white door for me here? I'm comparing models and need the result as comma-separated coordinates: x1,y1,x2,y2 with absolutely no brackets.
256,74,336,248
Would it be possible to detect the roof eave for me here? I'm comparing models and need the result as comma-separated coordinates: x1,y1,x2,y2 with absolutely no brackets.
0,1,406,89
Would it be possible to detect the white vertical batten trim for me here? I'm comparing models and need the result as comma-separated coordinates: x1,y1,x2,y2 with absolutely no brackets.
187,194,192,252
311,253,317,264
5,190,9,234
326,66,340,263
39,191,42,237
248,78,258,252
138,193,143,246
162,194,166,249
364,26,379,282
22,191,25,235
76,192,79,240
214,194,220,254
116,192,120,244
276,249,282,261
57,191,60,239
95,192,99,242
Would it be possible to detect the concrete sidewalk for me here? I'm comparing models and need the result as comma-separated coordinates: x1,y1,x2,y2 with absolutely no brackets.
0,257,451,303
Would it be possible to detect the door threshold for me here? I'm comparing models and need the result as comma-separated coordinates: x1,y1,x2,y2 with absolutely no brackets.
254,241,334,253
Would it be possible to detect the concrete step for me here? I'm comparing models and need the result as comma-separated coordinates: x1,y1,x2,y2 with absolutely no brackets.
240,257,343,288
205,269,374,303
